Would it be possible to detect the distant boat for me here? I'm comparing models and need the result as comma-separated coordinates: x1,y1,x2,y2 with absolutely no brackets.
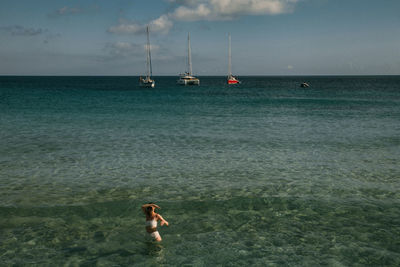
139,25,155,88
227,33,240,84
177,33,200,86
300,82,309,88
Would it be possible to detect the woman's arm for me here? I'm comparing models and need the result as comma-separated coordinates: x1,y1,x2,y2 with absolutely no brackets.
151,204,161,209
141,204,152,213
141,205,146,214
142,203,160,209
142,203,161,213
157,214,169,226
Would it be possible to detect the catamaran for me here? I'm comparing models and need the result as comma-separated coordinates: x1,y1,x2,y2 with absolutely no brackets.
227,33,240,84
139,25,155,88
177,33,200,85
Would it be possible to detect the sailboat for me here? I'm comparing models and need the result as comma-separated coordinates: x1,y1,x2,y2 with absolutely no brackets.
227,33,240,84
177,33,200,85
139,25,155,88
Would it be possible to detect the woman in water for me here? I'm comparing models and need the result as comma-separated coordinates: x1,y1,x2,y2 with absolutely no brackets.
142,203,169,242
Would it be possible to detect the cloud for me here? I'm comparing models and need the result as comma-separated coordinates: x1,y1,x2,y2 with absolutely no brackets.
98,41,167,67
108,15,173,35
171,0,298,21
108,20,146,34
150,15,173,33
105,42,142,56
57,6,82,15
212,0,297,16
171,4,212,21
0,25,44,36
109,0,298,35
0,25,60,43
49,5,99,18
103,41,160,58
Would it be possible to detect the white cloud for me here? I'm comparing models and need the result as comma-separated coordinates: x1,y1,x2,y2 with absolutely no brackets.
211,0,297,16
171,4,212,21
171,0,298,21
108,15,173,35
109,0,298,35
150,15,173,33
108,20,146,34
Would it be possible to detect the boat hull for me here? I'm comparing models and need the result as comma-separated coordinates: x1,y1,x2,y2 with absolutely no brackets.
227,79,240,84
140,80,155,88
177,78,200,85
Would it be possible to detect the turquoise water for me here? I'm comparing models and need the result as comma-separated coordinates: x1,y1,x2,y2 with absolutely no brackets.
0,76,399,266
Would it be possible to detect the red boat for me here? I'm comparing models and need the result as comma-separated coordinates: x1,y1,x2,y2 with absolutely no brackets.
227,34,240,84
228,75,240,84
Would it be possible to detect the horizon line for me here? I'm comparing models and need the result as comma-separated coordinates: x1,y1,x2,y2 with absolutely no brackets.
1,74,399,77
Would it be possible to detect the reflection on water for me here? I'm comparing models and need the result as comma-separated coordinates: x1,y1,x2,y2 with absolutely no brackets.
145,241,165,264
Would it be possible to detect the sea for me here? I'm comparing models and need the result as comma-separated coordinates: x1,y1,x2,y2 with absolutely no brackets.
0,76,399,266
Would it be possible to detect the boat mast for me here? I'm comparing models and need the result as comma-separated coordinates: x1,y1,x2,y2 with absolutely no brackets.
187,33,192,76
228,33,232,77
146,25,152,78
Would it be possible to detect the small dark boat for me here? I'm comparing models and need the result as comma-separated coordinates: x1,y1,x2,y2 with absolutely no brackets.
300,82,309,88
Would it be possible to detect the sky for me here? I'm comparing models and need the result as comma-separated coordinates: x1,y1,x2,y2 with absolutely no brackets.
0,0,399,76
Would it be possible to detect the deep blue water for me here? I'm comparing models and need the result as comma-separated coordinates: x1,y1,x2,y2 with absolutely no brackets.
0,76,399,266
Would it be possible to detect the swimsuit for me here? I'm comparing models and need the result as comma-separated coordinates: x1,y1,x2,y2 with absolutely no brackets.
145,219,157,228
150,230,161,240
146,219,160,240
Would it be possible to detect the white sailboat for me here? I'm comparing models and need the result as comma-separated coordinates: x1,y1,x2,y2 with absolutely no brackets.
139,25,155,88
227,33,240,84
177,33,200,85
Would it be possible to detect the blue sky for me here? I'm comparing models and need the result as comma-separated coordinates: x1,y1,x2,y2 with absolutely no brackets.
0,0,399,75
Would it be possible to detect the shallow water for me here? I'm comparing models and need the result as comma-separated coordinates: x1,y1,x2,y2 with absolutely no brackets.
0,76,399,266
